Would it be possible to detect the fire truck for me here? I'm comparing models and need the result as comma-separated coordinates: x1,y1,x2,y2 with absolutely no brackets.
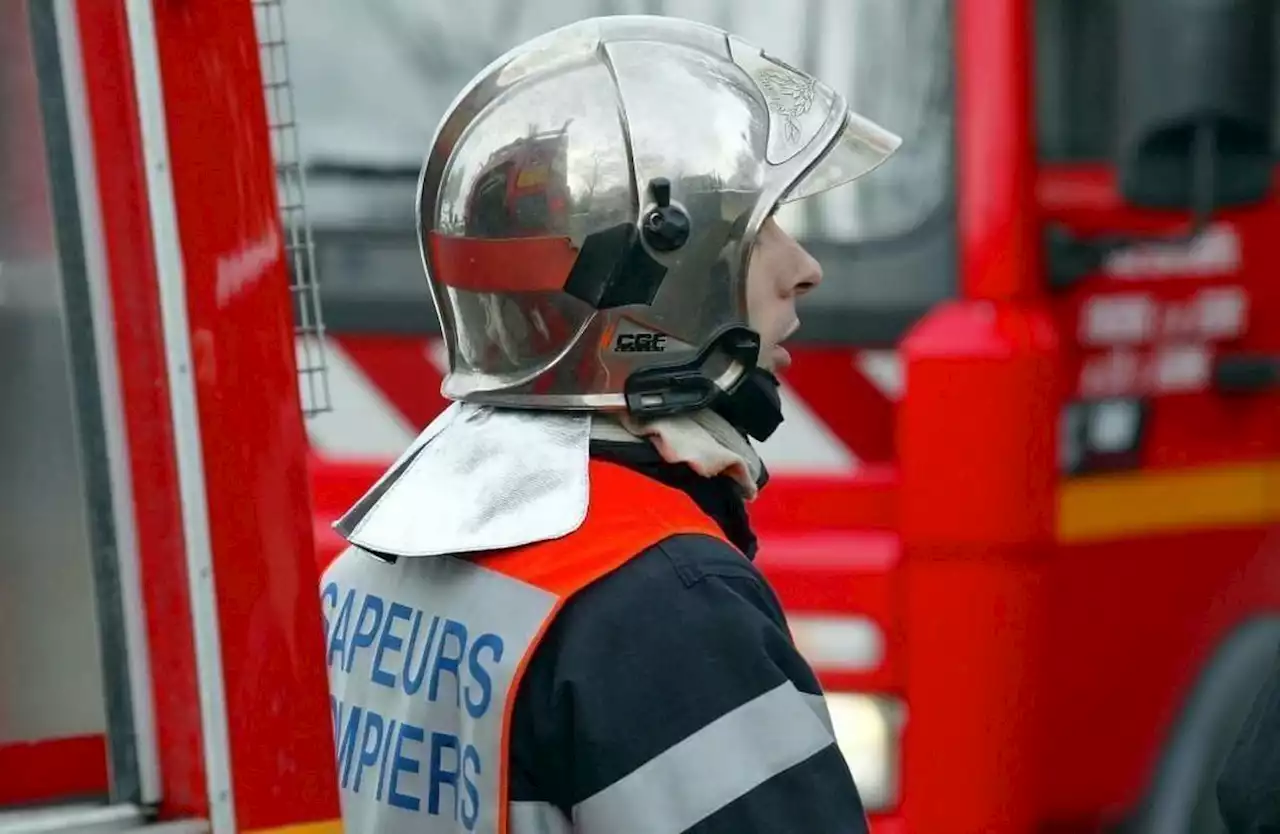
3,2,1279,834
1,1,341,831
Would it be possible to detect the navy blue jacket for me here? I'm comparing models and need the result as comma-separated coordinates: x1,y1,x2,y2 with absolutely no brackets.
507,441,870,833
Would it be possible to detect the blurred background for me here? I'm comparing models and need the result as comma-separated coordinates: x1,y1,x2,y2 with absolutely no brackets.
282,0,953,343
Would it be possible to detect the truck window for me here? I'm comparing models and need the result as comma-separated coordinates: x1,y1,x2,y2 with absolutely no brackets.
1035,0,1280,162
285,0,955,345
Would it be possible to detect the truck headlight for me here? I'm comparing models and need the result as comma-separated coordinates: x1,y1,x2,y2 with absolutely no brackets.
826,693,905,812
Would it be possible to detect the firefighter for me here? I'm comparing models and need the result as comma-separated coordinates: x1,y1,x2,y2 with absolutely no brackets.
320,15,900,834
1217,646,1280,833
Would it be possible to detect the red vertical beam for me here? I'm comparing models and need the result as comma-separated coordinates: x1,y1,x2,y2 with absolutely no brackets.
957,0,1041,301
897,0,1060,831
144,1,341,830
77,0,207,816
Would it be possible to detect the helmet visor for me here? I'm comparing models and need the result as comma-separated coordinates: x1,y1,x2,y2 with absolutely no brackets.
778,110,903,205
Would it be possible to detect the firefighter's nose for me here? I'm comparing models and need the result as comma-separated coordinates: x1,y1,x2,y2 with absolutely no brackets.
786,235,823,298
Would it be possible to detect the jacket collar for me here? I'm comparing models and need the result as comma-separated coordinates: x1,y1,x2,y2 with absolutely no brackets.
588,439,759,559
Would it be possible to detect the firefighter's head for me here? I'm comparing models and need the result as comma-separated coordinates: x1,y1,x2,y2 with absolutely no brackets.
416,15,899,440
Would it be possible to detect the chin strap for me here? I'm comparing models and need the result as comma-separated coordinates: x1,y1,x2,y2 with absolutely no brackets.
619,326,786,444
712,367,784,442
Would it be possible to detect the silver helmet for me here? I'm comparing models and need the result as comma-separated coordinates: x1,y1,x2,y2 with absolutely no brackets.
416,15,900,433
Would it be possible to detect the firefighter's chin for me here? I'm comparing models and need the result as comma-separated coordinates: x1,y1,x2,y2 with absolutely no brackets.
767,345,792,373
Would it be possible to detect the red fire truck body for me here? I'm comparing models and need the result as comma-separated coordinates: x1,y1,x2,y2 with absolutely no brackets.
1,1,340,830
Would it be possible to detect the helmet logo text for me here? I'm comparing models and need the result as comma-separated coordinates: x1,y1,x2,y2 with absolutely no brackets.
614,332,668,353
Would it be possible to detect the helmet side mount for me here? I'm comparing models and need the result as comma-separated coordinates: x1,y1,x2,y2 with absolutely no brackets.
641,177,691,252
562,221,666,309
562,177,691,309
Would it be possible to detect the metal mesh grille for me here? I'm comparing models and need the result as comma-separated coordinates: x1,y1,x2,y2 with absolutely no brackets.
253,0,331,417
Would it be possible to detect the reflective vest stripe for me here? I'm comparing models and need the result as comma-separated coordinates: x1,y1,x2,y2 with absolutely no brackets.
491,595,569,834
474,461,729,596
324,459,731,834
509,802,571,834
570,681,836,834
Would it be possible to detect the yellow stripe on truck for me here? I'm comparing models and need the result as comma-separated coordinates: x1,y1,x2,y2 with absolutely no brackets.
1057,460,1280,543
247,821,343,834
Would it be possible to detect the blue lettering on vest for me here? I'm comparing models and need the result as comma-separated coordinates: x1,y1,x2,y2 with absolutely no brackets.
429,620,468,707
321,585,505,715
321,575,519,829
465,633,504,719
352,709,385,794
461,743,482,831
376,719,398,802
346,593,385,673
371,602,413,689
388,721,424,812
321,582,338,638
428,732,459,819
330,701,490,827
402,612,441,696
327,588,356,669
336,702,363,789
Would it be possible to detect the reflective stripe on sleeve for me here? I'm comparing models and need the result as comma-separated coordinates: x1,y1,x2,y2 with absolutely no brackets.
571,681,836,834
509,802,572,834
803,691,834,735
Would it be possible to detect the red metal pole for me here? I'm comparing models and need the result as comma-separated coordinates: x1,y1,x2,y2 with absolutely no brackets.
79,1,342,829
78,0,209,815
958,0,1042,301
897,0,1060,831
145,2,342,829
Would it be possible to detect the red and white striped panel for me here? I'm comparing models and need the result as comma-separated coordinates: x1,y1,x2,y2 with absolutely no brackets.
303,336,902,474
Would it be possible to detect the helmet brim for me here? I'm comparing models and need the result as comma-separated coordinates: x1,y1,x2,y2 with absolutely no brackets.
778,110,903,205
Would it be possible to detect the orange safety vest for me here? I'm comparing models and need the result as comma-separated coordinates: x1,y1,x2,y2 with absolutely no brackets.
320,458,732,834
